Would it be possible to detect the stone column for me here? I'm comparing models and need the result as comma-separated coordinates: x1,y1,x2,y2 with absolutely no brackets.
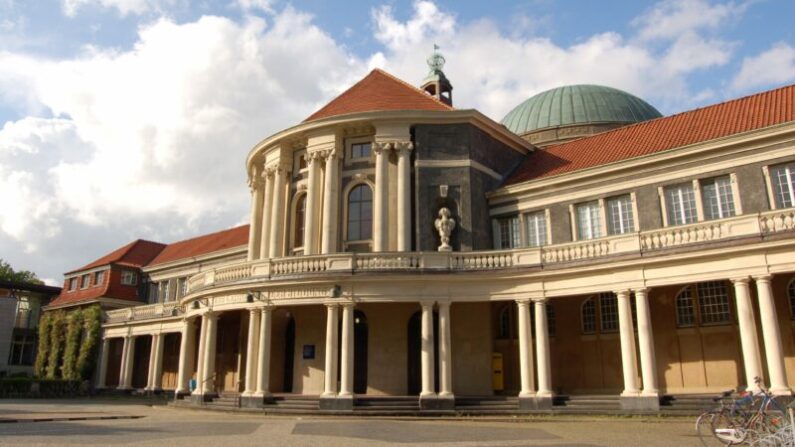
339,303,354,399
420,301,436,398
176,318,195,396
754,276,791,395
534,299,553,404
122,336,136,389
516,300,535,402
201,312,219,396
268,167,288,258
259,170,274,259
733,278,764,392
247,170,264,261
255,307,273,398
437,301,453,399
146,334,158,391
321,150,340,254
192,316,207,396
634,288,658,397
396,142,413,252
304,152,321,254
322,304,339,397
152,333,165,391
98,338,110,388
243,308,261,396
117,336,129,390
373,143,390,252
617,290,640,396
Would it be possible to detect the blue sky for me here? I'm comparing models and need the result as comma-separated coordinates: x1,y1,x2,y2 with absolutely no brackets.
1,0,794,284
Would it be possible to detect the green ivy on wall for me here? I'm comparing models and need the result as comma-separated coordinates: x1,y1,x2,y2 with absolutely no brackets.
34,313,51,377
36,305,102,381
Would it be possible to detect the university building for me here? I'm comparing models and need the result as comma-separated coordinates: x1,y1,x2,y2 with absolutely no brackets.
47,52,795,412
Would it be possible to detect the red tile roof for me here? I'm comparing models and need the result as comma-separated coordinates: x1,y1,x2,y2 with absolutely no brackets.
504,83,795,185
304,69,453,122
49,268,139,308
68,239,166,274
147,224,249,266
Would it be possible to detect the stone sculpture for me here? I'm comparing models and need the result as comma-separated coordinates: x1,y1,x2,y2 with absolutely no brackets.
434,207,456,252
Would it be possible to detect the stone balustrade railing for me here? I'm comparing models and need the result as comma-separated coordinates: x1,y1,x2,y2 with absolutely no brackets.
105,301,184,324
179,211,792,294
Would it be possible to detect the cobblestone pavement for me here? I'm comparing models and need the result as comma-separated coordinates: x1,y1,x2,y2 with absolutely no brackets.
0,399,704,446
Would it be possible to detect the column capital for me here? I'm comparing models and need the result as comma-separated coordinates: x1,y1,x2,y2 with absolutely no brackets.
613,289,631,298
324,302,341,309
531,296,549,304
632,287,651,295
419,300,436,309
752,274,773,282
515,298,532,307
731,276,751,285
373,141,392,153
247,175,264,191
436,300,451,309
395,141,414,154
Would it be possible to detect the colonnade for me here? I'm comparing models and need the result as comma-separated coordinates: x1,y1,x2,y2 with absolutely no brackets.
246,139,414,259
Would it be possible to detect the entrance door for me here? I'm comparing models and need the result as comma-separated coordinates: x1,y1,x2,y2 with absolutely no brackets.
283,317,295,393
215,312,242,393
132,336,152,389
105,338,124,387
354,310,368,394
407,311,438,395
160,333,181,389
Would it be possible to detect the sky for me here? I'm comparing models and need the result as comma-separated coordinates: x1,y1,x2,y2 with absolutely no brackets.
1,0,794,285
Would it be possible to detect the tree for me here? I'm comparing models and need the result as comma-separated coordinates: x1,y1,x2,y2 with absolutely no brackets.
0,259,43,285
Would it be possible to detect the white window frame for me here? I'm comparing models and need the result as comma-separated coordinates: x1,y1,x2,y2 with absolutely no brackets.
765,162,795,210
342,180,375,252
94,270,105,286
345,136,374,166
572,200,604,241
522,209,549,248
493,215,520,249
606,194,636,235
121,270,137,286
701,175,739,220
80,274,91,289
659,175,741,227
293,149,308,175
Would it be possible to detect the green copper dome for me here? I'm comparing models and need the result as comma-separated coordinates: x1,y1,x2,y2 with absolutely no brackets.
501,84,662,136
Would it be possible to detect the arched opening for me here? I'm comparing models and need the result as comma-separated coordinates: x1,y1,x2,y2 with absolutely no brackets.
283,316,295,393
215,311,244,393
131,336,151,389
354,310,368,394
347,184,373,242
407,310,438,395
293,194,306,251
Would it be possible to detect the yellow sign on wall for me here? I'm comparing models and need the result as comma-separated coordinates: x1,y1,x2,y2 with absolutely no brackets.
492,353,504,391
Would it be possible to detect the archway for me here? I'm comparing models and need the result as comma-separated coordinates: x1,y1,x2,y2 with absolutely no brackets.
407,310,438,395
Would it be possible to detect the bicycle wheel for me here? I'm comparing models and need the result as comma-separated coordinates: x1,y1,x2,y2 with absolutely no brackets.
710,411,747,445
696,412,726,446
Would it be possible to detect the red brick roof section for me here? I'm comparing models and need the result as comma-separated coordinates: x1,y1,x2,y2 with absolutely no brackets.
504,83,795,185
147,224,249,266
303,68,453,122
68,239,166,274
50,267,137,307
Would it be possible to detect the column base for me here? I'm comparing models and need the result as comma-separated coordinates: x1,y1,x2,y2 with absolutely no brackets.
770,387,793,396
174,390,191,400
189,392,218,404
620,395,659,411
319,396,353,411
420,395,454,411
518,396,552,411
240,394,273,409
535,393,554,410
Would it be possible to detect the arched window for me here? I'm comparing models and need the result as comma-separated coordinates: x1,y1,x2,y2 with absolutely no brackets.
674,281,731,327
599,292,618,332
789,280,795,319
676,286,696,327
347,184,373,241
581,298,596,334
293,194,306,248
497,306,511,339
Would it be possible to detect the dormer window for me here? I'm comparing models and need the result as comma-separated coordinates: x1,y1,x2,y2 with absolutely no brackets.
68,278,77,291
80,274,91,289
121,270,137,286
95,270,105,286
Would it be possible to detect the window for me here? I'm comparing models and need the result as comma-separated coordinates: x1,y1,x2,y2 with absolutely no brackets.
294,194,307,248
350,142,372,159
179,278,188,298
770,162,795,208
162,281,171,303
599,293,618,332
14,296,31,329
582,298,596,334
606,195,635,235
8,333,35,366
148,282,159,304
524,211,547,247
576,201,603,240
95,271,105,286
674,281,731,327
68,278,77,291
347,185,373,241
665,183,698,225
702,176,736,220
496,216,520,249
121,270,137,286
81,274,91,289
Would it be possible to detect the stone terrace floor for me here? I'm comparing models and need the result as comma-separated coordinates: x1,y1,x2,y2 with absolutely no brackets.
0,398,706,446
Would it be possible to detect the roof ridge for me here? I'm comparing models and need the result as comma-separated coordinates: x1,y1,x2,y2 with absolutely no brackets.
371,68,454,110
159,224,249,247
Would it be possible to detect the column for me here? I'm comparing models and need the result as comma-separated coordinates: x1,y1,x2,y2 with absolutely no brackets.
339,304,354,398
396,142,413,252
98,338,110,388
117,336,129,389
255,307,273,397
122,336,136,389
755,276,790,394
733,278,764,391
634,288,659,396
304,153,321,254
320,150,340,254
146,334,159,391
247,170,264,261
438,301,453,398
420,301,436,397
517,300,535,397
201,312,219,395
192,316,207,395
176,318,196,395
152,333,165,391
268,167,287,258
259,170,274,259
373,143,390,252
243,308,261,396
534,299,552,397
322,304,339,396
617,290,640,396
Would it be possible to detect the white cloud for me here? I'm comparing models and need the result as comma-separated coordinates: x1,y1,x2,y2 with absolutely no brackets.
732,42,795,91
633,0,747,41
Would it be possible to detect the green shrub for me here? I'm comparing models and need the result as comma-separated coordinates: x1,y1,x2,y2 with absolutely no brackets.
61,309,83,380
34,313,51,378
0,378,85,398
76,306,101,380
46,311,66,379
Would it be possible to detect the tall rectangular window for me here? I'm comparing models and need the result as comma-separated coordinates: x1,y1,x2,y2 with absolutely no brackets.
95,270,105,286
121,270,137,286
497,216,520,249
599,293,619,332
576,201,602,240
81,274,91,289
162,281,170,302
606,195,635,235
702,176,736,220
524,211,547,247
771,162,795,208
665,183,697,225
14,296,31,329
69,278,77,291
350,142,372,159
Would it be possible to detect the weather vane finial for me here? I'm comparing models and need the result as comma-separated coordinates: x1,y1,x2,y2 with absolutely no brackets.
427,44,445,73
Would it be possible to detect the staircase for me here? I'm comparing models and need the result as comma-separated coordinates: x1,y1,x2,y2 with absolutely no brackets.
455,396,519,414
552,395,623,414
263,395,320,413
205,393,240,409
659,394,720,415
354,396,420,414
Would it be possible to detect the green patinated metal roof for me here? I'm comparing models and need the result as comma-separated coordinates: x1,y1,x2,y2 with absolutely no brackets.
501,84,662,135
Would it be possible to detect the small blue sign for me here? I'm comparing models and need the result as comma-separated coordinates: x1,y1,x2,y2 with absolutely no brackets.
302,344,315,359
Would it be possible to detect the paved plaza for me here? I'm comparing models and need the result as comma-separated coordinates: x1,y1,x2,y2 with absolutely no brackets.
0,399,706,446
